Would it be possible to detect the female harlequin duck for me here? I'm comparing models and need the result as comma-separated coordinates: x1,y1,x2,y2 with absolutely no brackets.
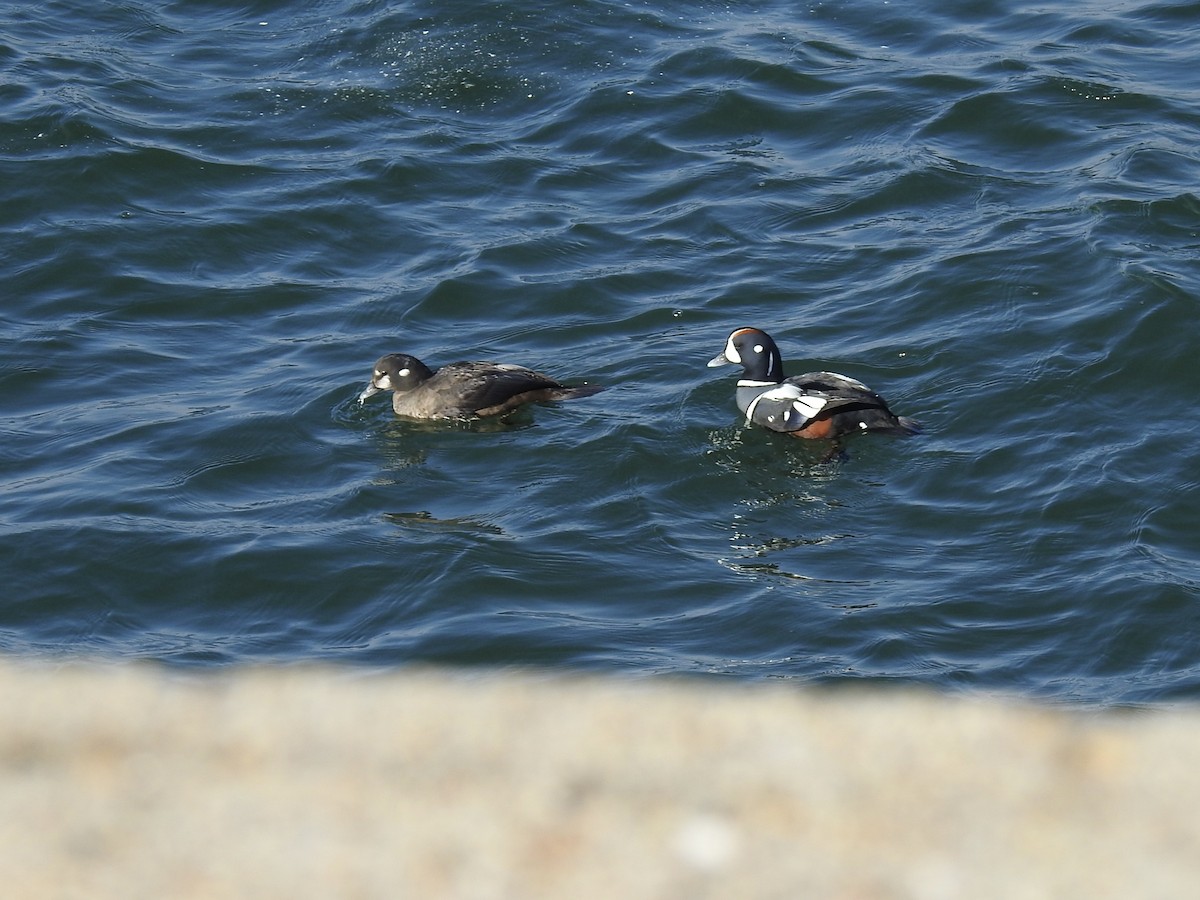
357,352,603,420
707,327,919,441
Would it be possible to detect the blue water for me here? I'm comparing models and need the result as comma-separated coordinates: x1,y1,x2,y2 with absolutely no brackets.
3,0,1199,705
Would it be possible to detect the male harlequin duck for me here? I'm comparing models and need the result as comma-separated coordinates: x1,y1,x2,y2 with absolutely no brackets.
357,352,603,420
707,327,919,441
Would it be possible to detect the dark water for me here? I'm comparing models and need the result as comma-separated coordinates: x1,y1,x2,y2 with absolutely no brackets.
3,0,1199,705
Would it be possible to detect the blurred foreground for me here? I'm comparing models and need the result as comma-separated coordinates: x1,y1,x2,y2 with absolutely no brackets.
2,664,1197,898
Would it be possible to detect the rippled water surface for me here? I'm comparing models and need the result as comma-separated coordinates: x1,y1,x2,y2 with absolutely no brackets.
3,0,1199,704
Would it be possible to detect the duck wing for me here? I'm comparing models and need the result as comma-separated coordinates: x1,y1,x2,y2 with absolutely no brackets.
787,370,874,395
435,362,598,418
743,383,831,433
786,371,920,435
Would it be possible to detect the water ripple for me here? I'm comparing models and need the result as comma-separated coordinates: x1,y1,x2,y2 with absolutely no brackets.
2,0,1200,702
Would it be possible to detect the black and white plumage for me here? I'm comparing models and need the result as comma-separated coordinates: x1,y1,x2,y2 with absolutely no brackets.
358,352,602,420
707,327,920,441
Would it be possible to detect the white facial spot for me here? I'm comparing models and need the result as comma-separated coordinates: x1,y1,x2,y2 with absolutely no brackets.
753,344,763,354
859,421,868,429
398,368,410,377
723,335,741,364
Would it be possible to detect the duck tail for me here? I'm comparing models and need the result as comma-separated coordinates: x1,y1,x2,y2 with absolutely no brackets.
894,415,922,436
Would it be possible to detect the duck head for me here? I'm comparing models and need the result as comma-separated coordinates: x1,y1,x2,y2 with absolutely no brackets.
707,327,785,383
357,353,436,404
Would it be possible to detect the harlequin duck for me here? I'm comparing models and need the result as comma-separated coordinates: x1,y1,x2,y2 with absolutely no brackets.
357,352,603,420
707,327,919,441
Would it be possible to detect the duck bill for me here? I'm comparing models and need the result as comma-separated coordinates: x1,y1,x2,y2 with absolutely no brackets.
357,383,382,405
707,353,732,368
